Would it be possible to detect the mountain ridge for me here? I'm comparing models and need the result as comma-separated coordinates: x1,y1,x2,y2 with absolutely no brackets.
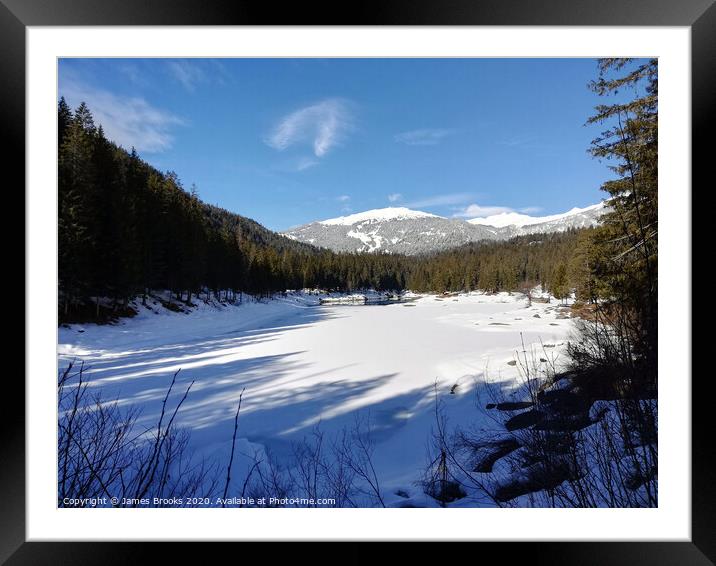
319,207,442,226
282,202,606,255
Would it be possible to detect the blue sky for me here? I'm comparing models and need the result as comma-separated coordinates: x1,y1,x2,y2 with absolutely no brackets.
59,58,626,232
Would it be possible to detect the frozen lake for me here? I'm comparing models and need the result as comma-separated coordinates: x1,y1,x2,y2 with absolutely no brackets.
58,291,575,505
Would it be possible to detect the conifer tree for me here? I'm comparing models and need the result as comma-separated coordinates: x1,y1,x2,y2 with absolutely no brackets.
585,58,658,372
58,102,97,314
58,97,72,147
551,263,569,303
571,229,609,304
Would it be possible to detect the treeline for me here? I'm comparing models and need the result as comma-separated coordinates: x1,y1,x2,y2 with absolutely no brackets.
59,100,320,317
407,230,585,297
58,100,591,322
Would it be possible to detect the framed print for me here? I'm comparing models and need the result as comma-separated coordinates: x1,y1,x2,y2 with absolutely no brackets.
5,0,711,562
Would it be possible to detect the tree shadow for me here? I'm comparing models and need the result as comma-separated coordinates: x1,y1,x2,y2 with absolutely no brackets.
58,302,537,507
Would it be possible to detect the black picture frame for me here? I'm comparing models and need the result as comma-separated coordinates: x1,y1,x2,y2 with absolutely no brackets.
5,0,709,562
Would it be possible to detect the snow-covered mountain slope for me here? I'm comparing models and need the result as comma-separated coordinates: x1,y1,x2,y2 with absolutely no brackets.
506,202,606,237
282,203,607,255
468,203,606,237
284,208,501,254
319,207,441,226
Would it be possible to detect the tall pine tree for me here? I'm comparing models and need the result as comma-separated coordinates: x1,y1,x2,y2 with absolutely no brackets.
586,58,658,375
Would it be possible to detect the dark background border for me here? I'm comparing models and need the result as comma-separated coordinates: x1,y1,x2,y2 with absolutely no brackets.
5,0,710,563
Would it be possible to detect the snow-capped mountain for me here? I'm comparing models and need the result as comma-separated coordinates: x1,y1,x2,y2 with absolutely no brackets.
282,203,607,255
283,207,501,255
319,207,441,226
468,202,606,238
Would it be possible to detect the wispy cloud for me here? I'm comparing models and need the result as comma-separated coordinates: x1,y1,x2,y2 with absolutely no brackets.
296,157,319,171
499,135,531,147
337,195,351,202
403,192,475,209
166,60,232,92
387,193,402,203
266,99,353,158
117,63,144,85
497,134,546,150
60,79,183,153
394,128,454,146
167,60,207,92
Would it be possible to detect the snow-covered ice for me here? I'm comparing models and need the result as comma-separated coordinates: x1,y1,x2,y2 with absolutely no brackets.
58,290,576,506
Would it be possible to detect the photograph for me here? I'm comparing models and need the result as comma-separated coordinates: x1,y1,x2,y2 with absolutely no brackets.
55,56,659,510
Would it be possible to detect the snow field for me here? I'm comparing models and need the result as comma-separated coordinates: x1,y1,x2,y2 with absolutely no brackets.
58,289,576,506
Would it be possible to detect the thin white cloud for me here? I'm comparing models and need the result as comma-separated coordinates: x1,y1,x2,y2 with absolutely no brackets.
387,193,402,203
337,195,351,202
118,63,143,85
266,99,353,158
296,157,319,171
519,206,543,214
208,60,232,85
166,60,232,91
498,134,533,147
394,128,454,146
167,60,206,92
60,79,183,153
453,204,515,218
497,134,550,151
403,193,475,209
274,156,320,173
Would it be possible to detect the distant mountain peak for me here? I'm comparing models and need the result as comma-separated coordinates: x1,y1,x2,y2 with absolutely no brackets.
283,202,606,255
319,207,443,226
467,202,605,228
